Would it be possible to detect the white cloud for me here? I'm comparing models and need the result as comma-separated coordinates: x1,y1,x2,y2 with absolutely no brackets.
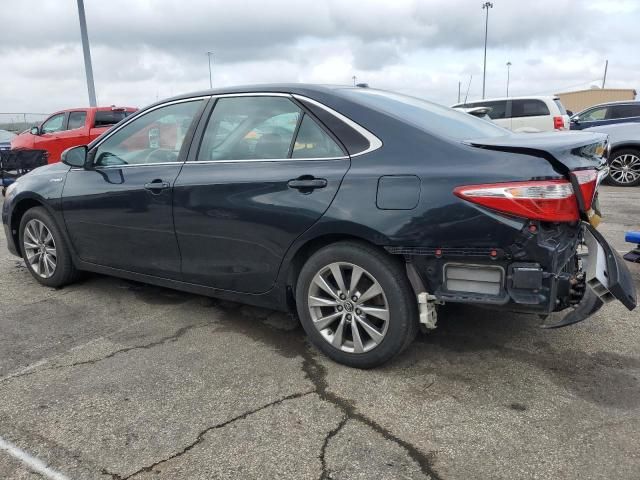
0,0,637,113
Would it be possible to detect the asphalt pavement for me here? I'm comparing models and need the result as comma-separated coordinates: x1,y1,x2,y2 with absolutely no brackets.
1,185,639,480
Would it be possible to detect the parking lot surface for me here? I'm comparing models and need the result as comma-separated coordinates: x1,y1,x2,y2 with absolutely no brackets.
1,186,639,480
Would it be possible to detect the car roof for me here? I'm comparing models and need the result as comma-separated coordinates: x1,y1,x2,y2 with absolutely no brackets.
156,83,362,104
579,100,640,110
454,95,560,105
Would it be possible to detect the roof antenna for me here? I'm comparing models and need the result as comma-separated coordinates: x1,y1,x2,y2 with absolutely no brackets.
464,75,473,104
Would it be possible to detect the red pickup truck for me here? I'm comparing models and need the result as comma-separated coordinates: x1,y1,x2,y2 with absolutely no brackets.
11,106,137,163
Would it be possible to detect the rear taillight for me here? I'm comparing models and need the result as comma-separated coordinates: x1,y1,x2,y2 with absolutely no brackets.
572,169,598,210
454,179,579,222
553,116,565,129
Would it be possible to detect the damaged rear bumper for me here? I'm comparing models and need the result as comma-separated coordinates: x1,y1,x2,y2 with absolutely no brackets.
542,224,637,328
393,222,637,328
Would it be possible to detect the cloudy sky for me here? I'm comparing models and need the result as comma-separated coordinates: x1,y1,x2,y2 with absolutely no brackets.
1,0,638,114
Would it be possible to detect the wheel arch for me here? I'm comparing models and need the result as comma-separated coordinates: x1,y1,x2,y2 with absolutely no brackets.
281,231,402,312
9,195,53,256
610,143,640,157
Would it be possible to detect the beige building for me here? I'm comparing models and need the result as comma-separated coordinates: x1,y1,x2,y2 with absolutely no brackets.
555,88,637,114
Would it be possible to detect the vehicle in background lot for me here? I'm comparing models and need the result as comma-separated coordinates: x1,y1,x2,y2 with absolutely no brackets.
570,101,640,130
0,130,16,151
2,85,635,368
584,122,640,186
452,106,492,120
451,96,570,132
10,106,137,163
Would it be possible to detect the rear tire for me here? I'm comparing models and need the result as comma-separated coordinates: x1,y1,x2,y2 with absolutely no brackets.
296,241,418,368
19,207,80,288
607,149,640,187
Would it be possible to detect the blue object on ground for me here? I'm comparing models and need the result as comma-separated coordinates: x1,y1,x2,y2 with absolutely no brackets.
626,231,640,244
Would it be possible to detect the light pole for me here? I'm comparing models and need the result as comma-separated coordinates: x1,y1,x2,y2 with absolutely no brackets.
76,0,97,107
481,2,493,100
506,61,511,97
207,51,214,89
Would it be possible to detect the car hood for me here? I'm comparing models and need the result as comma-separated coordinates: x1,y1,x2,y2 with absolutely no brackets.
23,161,71,178
465,131,609,172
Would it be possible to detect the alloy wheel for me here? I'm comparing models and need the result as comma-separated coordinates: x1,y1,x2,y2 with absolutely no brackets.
307,262,389,353
23,219,57,278
610,153,640,185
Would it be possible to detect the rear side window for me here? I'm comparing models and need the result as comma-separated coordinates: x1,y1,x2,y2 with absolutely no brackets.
199,97,301,160
511,99,550,118
94,110,134,128
609,104,640,119
292,115,344,158
68,111,87,130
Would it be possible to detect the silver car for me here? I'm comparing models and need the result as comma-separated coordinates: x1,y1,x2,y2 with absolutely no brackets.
585,122,640,187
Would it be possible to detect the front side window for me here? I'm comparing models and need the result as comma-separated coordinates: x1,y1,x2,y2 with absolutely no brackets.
511,99,550,118
199,97,301,160
93,100,203,167
68,111,87,130
580,107,607,122
41,113,65,133
475,101,507,119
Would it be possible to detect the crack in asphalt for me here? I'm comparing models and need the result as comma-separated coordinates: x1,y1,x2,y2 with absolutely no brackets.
101,390,316,480
301,347,441,480
318,416,349,480
0,323,211,384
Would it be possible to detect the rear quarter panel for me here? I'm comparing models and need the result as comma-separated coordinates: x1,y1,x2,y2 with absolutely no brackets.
276,104,564,287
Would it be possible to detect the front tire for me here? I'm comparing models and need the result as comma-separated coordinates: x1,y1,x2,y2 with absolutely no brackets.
19,207,80,288
607,149,640,187
296,241,418,368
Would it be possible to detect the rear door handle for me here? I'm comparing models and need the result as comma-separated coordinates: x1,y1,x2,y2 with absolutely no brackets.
287,178,327,190
144,179,170,193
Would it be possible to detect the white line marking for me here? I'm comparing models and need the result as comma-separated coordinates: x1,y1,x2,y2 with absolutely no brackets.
0,435,71,480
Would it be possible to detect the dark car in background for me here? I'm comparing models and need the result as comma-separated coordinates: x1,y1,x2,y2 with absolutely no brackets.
2,85,636,368
570,100,640,130
584,122,640,186
0,129,16,152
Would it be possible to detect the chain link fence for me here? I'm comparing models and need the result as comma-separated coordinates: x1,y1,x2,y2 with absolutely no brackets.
0,113,50,134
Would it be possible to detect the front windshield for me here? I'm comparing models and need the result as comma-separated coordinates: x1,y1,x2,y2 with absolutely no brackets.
340,88,508,141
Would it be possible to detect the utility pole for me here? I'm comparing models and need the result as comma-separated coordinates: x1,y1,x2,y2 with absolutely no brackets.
76,0,97,107
458,81,461,103
352,75,357,86
602,59,608,89
506,61,511,97
482,2,493,99
207,51,214,89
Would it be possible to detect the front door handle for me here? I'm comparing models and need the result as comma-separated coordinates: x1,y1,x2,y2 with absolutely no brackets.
287,177,328,191
144,179,170,193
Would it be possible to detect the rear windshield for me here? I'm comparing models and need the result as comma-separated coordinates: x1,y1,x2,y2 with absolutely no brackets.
94,110,134,128
341,89,507,141
553,99,567,115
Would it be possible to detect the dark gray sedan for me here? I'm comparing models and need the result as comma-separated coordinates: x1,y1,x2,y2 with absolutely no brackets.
585,122,640,186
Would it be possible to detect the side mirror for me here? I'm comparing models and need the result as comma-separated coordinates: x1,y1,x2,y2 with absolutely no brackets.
30,126,40,135
566,110,574,117
571,116,579,124
61,145,89,168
